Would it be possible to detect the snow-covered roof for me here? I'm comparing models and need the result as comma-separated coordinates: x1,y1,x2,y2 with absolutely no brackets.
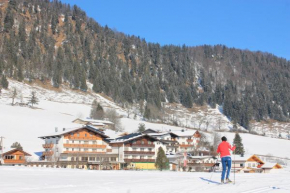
232,155,250,161
261,162,281,169
110,133,158,143
171,130,196,137
38,125,109,139
147,132,170,137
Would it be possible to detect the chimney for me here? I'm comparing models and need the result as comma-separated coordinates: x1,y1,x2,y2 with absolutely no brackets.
55,127,58,132
63,128,66,131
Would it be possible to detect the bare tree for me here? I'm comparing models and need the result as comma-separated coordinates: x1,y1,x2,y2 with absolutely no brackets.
192,133,210,156
10,87,17,106
105,109,123,132
217,117,223,131
212,132,221,155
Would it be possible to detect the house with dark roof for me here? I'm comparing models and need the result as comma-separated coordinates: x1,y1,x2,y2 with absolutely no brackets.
1,148,31,166
110,133,160,170
38,125,119,170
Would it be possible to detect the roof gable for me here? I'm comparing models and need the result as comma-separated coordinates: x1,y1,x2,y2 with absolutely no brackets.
3,149,31,156
39,125,109,139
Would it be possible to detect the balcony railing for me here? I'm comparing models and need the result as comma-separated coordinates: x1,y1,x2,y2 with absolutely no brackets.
63,144,106,148
43,151,54,156
124,159,155,163
131,144,155,147
4,159,26,164
179,144,194,148
186,139,193,142
63,151,106,154
124,151,155,155
66,136,100,140
43,143,54,149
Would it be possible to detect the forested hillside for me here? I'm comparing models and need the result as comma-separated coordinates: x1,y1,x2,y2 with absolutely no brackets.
0,0,289,129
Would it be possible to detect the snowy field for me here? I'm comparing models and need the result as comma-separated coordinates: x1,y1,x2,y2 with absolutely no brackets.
0,166,290,193
1,79,290,159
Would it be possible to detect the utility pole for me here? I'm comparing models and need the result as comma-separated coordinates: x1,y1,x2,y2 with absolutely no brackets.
0,136,5,161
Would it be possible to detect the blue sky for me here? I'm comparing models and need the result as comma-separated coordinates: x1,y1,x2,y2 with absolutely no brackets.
60,0,290,60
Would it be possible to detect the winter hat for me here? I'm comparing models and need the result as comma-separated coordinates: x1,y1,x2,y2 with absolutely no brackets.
221,136,227,141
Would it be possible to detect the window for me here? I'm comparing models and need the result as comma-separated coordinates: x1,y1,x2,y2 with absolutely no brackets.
71,157,75,161
148,148,152,152
89,157,95,161
5,155,14,159
84,141,88,144
148,141,152,145
93,141,96,144
77,133,80,137
72,148,74,151
240,163,244,167
81,157,88,161
141,141,144,144
72,140,74,144
111,157,116,161
84,148,88,152
79,148,81,151
252,163,256,167
96,157,100,161
133,148,137,151
66,140,69,144
133,141,136,144
71,133,74,136
19,156,23,160
140,156,145,159
90,133,93,137
66,148,69,151
85,134,87,137
248,163,251,167
140,148,144,151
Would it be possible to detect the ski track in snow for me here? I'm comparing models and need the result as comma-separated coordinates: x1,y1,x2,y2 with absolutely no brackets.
0,167,290,193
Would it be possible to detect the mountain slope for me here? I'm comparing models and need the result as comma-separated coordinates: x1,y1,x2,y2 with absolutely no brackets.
0,0,290,129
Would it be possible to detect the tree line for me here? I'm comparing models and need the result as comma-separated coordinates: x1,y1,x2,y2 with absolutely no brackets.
0,0,290,129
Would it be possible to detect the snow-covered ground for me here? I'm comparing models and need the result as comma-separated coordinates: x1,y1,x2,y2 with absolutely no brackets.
1,79,290,160
0,166,290,193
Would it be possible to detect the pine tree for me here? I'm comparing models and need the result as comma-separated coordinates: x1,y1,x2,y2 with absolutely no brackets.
28,91,39,107
1,75,9,89
11,142,23,150
233,133,245,155
138,123,146,132
90,100,105,120
155,147,169,171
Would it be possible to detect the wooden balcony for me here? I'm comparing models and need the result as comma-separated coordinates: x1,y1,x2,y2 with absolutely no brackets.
66,136,99,140
179,144,194,148
186,139,193,142
4,159,26,164
43,151,54,156
187,163,214,167
106,149,112,153
43,143,54,149
131,144,155,147
63,144,106,148
63,151,106,154
124,159,155,163
124,151,155,155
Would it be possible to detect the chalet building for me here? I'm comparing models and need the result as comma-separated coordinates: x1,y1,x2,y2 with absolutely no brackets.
72,118,114,130
110,133,160,170
39,125,119,170
260,162,282,173
146,132,179,154
1,149,31,166
232,154,265,173
171,130,201,152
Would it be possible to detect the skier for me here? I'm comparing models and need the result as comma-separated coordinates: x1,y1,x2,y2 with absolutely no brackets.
216,136,236,184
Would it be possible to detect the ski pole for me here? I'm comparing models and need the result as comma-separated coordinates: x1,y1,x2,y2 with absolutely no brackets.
233,149,235,185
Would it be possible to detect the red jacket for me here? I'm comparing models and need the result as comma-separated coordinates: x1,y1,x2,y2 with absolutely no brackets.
217,141,236,158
